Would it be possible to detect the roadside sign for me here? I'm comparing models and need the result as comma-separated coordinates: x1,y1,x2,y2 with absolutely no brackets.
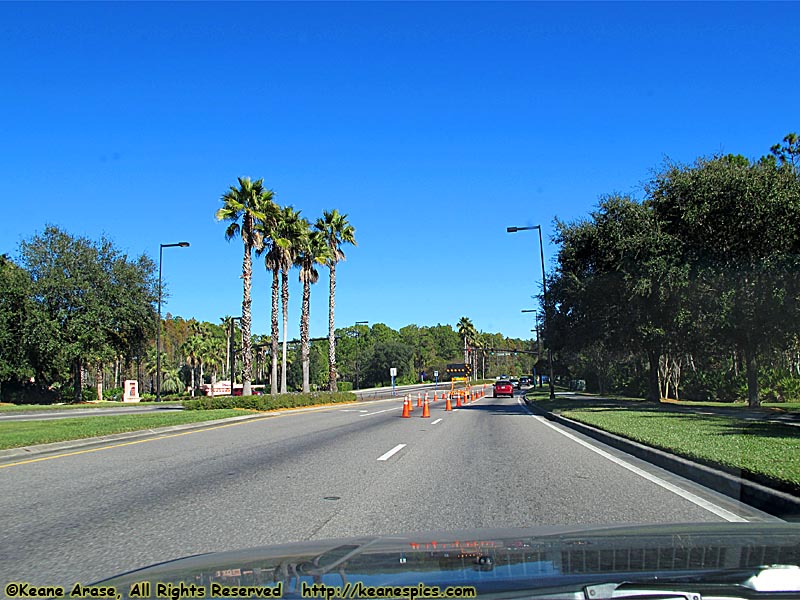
390,367,397,377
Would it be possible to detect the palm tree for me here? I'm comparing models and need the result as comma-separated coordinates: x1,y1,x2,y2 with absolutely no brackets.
220,315,234,380
255,208,284,396
315,210,357,392
216,177,275,396
161,365,183,395
182,336,202,396
276,206,305,393
296,224,331,392
457,317,477,368
202,337,226,395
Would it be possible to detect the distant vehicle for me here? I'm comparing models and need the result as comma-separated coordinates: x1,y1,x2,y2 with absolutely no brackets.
510,378,520,389
233,386,264,396
493,380,514,398
519,376,531,386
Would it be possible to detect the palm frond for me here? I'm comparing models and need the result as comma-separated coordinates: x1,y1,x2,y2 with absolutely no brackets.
224,222,240,241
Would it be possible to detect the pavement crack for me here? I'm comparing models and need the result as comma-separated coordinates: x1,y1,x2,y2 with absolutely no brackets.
304,508,342,541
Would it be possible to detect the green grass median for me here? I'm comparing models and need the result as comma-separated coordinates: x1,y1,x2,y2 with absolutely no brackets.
0,409,253,450
528,395,800,495
0,401,182,413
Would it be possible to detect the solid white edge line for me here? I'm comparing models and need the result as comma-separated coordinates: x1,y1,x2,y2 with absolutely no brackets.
377,444,406,461
431,418,443,425
516,398,747,523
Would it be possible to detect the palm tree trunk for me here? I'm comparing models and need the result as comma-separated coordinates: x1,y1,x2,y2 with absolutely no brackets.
270,269,280,395
241,217,253,397
301,281,311,393
328,262,338,392
95,362,103,402
281,268,289,394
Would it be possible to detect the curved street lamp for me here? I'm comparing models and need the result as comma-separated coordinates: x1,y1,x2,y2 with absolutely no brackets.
507,226,555,399
156,241,190,402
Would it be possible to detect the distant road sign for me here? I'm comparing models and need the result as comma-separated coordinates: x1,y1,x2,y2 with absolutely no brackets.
390,367,397,377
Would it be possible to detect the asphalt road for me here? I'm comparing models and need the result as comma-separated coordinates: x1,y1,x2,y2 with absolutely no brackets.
0,388,778,587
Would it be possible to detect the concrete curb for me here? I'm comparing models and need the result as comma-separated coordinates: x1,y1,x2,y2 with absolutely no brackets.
524,399,800,520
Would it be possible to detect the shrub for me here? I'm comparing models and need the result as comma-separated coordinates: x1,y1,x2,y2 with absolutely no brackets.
338,381,353,392
60,386,99,403
182,391,357,411
0,381,61,405
761,376,800,403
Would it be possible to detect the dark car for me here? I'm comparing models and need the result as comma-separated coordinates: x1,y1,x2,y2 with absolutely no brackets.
493,380,514,398
519,376,530,387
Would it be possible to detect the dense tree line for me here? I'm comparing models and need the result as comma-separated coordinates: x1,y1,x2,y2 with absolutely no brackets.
151,317,535,394
0,227,158,403
548,134,800,407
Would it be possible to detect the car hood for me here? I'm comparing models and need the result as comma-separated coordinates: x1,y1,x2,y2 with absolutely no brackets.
98,523,800,596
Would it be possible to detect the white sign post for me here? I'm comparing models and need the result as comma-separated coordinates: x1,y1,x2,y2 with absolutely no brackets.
123,379,140,403
390,368,397,396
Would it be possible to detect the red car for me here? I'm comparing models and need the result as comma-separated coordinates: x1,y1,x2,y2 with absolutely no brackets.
493,380,514,398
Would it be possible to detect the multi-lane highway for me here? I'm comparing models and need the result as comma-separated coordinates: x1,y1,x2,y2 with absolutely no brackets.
0,388,778,587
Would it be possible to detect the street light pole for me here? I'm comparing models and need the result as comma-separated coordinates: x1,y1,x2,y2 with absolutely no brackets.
508,225,555,399
354,321,368,390
156,241,190,402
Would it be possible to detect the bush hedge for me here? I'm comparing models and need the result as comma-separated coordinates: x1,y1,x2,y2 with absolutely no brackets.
182,391,357,411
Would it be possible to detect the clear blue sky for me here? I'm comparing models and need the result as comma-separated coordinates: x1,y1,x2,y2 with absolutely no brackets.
2,2,798,342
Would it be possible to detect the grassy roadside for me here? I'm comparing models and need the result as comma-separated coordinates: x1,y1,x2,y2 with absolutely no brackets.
0,401,182,412
567,391,800,413
527,393,800,494
0,409,255,450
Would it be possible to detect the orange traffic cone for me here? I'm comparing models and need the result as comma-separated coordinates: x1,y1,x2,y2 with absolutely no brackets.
402,397,410,418
445,396,452,411
421,397,430,418
417,393,422,407
425,392,429,404
456,393,462,407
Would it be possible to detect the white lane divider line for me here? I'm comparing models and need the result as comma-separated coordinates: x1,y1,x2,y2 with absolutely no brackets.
377,444,406,461
341,409,368,413
516,398,747,523
431,418,443,425
360,407,400,417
